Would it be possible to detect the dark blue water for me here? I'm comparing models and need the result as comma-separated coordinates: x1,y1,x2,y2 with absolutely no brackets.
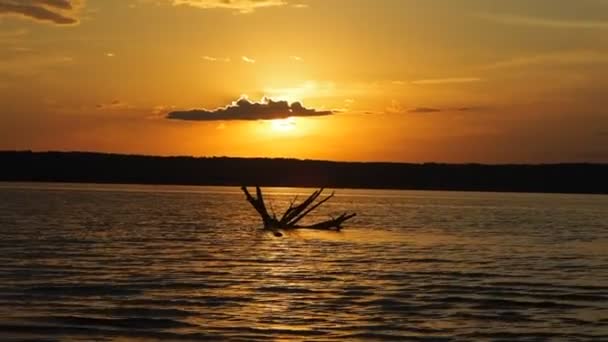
0,183,606,341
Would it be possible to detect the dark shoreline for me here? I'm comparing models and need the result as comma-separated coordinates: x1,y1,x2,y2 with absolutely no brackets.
1,151,606,195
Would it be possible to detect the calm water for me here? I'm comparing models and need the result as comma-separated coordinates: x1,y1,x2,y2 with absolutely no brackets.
0,182,606,341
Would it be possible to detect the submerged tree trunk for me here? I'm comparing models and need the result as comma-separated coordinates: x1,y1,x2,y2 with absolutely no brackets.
241,186,356,233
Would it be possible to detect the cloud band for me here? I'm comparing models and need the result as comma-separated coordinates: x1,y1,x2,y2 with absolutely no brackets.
167,96,334,121
0,0,81,25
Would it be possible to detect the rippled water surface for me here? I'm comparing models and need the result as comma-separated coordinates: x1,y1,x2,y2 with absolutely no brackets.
0,182,607,341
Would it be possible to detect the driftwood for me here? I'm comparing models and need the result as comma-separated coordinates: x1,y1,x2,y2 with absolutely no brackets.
241,186,356,235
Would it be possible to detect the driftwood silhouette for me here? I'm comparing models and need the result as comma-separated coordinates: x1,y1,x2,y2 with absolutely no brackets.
241,186,356,235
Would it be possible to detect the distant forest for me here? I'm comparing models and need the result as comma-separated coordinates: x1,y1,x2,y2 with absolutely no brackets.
1,151,606,194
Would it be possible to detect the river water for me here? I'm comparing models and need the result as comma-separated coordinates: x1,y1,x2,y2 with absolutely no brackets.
0,183,606,341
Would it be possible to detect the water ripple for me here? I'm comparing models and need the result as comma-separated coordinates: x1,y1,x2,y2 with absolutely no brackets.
0,184,606,341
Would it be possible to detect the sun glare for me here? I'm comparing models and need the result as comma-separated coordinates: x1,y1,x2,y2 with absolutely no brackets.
270,117,297,133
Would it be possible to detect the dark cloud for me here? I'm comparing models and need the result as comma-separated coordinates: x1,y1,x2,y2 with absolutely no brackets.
0,0,80,25
167,96,334,121
408,107,442,113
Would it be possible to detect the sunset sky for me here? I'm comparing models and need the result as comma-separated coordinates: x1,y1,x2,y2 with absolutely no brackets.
1,0,608,163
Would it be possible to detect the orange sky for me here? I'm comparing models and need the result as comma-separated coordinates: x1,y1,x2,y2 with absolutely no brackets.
1,0,608,163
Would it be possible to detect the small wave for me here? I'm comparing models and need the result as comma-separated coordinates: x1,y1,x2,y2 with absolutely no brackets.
83,307,195,318
362,298,420,313
416,284,608,303
341,332,450,341
461,331,606,340
32,315,197,330
439,296,583,310
21,285,141,297
256,286,318,294
0,323,224,340
449,311,536,323
211,326,328,337
486,281,608,292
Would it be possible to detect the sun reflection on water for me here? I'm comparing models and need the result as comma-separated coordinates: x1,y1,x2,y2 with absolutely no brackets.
0,184,606,340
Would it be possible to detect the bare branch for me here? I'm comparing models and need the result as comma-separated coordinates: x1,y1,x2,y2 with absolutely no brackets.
303,213,357,230
287,192,335,227
255,186,269,217
279,195,299,223
280,188,323,224
241,186,355,234
241,186,273,227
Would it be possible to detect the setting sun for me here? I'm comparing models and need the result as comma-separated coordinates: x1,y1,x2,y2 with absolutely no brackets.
0,0,606,165
270,117,297,133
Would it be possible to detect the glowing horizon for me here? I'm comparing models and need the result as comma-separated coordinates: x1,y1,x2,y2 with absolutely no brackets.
1,0,607,163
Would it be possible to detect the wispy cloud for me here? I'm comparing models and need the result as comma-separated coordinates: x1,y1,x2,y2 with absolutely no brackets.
166,96,334,121
453,106,484,112
408,107,442,113
0,28,28,39
476,12,608,30
151,105,177,117
96,100,129,110
0,0,83,25
0,28,29,49
263,81,339,102
170,0,287,14
202,55,230,62
385,99,403,114
411,77,482,85
0,53,74,76
482,50,608,69
241,56,255,64
386,100,484,115
9,46,34,52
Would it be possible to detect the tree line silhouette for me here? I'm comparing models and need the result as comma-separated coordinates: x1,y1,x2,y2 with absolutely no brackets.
0,151,606,194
